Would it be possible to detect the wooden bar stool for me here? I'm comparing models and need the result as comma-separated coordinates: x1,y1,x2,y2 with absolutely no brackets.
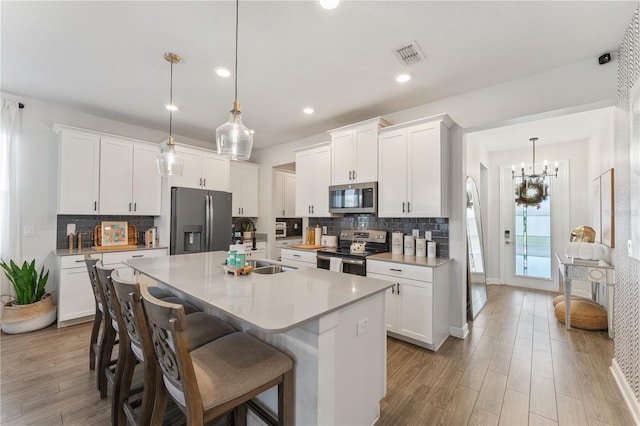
110,271,236,426
94,262,205,422
140,286,295,426
84,254,105,373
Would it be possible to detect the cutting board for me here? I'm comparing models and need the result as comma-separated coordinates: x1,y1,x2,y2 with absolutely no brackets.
290,244,326,249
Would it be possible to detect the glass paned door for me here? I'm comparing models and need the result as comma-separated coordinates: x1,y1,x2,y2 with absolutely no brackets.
514,176,551,279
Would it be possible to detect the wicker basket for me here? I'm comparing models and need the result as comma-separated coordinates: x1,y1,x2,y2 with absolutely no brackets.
1,293,57,334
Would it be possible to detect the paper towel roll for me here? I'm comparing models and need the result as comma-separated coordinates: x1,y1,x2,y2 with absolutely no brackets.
392,232,404,255
404,235,415,256
427,241,436,258
416,238,426,257
315,227,322,247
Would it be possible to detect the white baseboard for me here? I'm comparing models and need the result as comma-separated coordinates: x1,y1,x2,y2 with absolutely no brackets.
611,358,640,426
449,323,469,339
486,278,502,285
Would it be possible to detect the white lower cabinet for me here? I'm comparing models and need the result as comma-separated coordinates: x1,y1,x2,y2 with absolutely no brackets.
102,248,167,281
237,241,266,259
57,248,168,327
272,238,304,260
367,259,449,351
280,248,317,269
57,254,99,325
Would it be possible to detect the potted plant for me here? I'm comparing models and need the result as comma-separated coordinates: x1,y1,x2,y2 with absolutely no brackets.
242,221,255,240
1,259,56,334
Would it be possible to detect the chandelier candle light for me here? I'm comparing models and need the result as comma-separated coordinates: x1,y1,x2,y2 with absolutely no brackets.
512,137,558,206
216,0,253,161
156,52,185,177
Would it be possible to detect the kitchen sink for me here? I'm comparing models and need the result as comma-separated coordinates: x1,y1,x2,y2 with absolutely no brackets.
252,265,296,274
246,260,275,269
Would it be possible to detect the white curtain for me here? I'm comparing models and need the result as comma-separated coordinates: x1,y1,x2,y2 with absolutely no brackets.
1,98,22,298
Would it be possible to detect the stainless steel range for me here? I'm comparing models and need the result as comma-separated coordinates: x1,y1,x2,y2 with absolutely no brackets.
316,229,388,276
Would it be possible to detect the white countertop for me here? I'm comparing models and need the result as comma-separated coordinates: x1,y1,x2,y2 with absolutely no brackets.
126,251,393,333
54,246,168,257
367,252,452,267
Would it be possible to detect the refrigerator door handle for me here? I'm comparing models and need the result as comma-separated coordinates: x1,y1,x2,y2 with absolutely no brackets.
204,195,210,251
209,196,214,251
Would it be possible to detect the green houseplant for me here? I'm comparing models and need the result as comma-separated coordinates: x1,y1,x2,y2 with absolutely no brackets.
1,259,56,334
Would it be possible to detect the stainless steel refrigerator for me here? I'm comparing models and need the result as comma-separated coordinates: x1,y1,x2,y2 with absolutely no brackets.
170,187,232,255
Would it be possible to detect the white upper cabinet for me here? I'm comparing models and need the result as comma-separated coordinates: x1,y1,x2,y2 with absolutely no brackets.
273,170,296,217
170,146,230,192
329,117,390,185
378,114,452,218
57,128,100,214
99,138,162,215
295,143,331,217
230,162,259,217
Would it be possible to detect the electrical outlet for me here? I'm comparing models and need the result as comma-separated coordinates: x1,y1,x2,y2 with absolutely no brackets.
357,318,369,336
424,230,432,240
23,226,34,237
412,229,420,238
628,240,633,257
322,226,327,234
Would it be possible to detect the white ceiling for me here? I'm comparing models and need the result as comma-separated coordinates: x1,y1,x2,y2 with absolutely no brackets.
1,1,636,150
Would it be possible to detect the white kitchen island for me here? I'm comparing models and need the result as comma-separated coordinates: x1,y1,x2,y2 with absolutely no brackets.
126,251,393,426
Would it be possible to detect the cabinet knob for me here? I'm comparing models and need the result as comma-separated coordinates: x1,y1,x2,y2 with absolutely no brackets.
129,202,132,212
397,283,400,295
402,202,405,213
353,170,356,180
407,202,410,213
134,202,137,212
349,170,352,180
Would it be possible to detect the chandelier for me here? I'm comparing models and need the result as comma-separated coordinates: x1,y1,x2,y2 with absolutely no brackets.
512,137,558,207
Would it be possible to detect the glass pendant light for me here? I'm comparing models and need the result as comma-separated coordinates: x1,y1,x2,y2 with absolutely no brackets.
156,52,185,176
216,0,253,161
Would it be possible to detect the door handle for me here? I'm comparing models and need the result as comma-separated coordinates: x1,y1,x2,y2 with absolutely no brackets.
391,284,395,294
94,201,97,211
397,283,400,295
134,202,137,212
407,202,410,213
203,178,206,187
129,202,132,212
353,170,356,180
402,202,405,213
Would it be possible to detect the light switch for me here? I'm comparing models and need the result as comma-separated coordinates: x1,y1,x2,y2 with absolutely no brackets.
412,229,420,238
424,230,432,240
24,226,34,237
357,318,368,336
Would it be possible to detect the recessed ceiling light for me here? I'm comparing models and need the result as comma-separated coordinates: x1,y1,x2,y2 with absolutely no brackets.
396,74,411,83
165,104,178,111
303,107,315,114
319,0,340,10
215,67,232,78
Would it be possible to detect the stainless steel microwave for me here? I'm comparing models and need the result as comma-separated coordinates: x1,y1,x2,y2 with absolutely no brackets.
328,182,377,214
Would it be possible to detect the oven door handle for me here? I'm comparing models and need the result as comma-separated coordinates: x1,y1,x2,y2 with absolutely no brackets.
317,255,365,266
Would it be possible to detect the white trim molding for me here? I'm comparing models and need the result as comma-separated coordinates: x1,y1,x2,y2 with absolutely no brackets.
449,323,469,339
611,358,640,426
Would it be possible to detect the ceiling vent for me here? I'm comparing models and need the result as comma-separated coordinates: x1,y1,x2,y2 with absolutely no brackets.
393,41,425,66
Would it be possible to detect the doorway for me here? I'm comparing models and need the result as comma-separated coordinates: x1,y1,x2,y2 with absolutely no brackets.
499,160,569,291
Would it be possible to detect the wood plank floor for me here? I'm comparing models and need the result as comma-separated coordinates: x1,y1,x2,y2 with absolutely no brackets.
1,285,635,425
379,285,636,426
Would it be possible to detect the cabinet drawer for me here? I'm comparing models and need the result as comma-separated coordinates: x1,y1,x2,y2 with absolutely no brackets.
102,248,167,265
281,248,317,264
367,260,432,282
60,254,100,269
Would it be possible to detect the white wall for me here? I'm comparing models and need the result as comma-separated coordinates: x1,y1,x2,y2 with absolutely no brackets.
5,54,619,334
2,93,212,298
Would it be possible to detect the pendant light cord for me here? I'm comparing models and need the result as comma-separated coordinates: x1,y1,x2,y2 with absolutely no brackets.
169,60,174,139
234,0,239,105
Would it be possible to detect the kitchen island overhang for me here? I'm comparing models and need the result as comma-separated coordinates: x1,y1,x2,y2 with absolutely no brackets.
126,251,393,426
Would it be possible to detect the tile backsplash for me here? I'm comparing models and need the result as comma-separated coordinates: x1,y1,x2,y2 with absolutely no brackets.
56,215,155,249
310,215,449,258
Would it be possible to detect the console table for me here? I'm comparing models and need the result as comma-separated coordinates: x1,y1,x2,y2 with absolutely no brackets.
555,253,615,338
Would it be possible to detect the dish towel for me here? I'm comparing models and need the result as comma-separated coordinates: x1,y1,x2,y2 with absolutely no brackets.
329,257,343,273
